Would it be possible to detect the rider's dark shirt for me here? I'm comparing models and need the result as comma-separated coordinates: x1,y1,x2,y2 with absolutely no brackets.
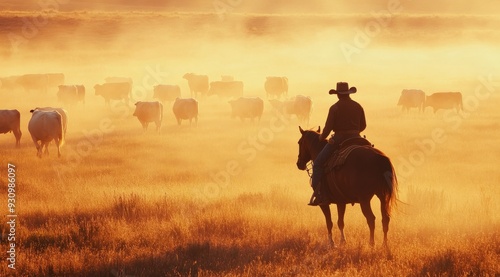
320,96,366,141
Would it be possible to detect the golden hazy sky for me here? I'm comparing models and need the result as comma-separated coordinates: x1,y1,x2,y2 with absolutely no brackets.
0,0,499,14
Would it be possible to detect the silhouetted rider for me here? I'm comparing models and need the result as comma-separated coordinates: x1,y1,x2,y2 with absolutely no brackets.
309,82,366,206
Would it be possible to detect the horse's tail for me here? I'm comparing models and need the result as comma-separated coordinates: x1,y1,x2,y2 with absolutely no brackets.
379,154,399,216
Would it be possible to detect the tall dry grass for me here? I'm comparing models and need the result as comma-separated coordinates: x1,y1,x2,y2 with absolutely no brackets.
0,11,499,276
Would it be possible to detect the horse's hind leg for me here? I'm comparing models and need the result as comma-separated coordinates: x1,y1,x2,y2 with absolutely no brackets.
319,204,334,247
337,204,347,245
360,200,376,246
379,196,390,246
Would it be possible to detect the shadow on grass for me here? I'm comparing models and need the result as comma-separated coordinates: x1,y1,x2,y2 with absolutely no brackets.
75,237,310,276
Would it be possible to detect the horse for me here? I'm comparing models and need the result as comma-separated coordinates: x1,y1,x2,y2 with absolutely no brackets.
296,127,398,247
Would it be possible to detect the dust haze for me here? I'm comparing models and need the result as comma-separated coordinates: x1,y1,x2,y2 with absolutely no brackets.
0,1,499,275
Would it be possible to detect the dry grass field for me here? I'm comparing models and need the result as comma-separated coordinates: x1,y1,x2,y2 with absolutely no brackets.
0,10,499,276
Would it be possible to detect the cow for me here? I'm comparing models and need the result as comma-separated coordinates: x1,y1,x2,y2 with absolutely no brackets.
424,92,463,113
183,73,209,98
133,101,163,133
172,98,198,125
76,85,86,105
221,75,234,82
208,81,244,98
228,97,264,122
397,89,425,112
94,82,131,106
0,110,22,147
269,95,312,125
0,76,20,91
57,85,85,106
28,109,64,158
32,107,68,135
153,85,181,103
265,76,288,98
17,74,49,93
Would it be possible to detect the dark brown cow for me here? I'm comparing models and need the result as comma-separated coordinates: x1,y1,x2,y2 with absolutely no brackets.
425,92,463,113
0,110,22,147
183,73,209,98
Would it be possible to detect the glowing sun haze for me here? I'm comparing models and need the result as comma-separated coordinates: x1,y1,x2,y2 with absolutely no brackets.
1,0,499,14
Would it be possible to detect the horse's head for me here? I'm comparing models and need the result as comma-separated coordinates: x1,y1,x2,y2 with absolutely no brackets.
296,126,321,170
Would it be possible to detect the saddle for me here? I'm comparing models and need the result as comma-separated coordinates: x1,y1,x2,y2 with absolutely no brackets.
318,137,373,205
327,137,373,169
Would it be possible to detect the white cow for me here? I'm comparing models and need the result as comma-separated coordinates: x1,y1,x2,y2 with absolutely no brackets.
133,101,163,133
32,107,68,135
28,109,64,158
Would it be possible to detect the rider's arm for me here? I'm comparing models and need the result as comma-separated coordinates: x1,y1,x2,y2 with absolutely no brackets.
320,106,335,140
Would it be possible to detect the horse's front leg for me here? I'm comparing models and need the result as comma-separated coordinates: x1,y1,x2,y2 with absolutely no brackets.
319,204,334,247
337,203,347,245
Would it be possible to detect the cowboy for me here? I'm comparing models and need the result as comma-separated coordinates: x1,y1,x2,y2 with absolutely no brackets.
309,82,366,206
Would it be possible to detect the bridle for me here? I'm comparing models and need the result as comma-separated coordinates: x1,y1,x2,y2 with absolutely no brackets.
297,136,314,180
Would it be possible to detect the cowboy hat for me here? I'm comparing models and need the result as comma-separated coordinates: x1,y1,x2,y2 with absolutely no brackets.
329,82,357,95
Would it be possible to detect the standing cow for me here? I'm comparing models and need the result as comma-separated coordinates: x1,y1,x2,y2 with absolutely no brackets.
133,101,163,133
0,76,20,91
269,95,312,125
94,82,131,106
397,89,425,112
17,74,49,93
265,76,288,98
172,98,198,125
183,73,209,98
32,107,68,135
208,81,244,98
0,110,22,147
76,85,86,105
28,109,64,158
228,97,264,122
153,85,181,103
425,92,463,113
57,85,85,106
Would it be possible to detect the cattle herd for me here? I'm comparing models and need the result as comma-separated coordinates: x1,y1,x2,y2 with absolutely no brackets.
397,89,463,113
1,71,464,157
0,73,313,157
